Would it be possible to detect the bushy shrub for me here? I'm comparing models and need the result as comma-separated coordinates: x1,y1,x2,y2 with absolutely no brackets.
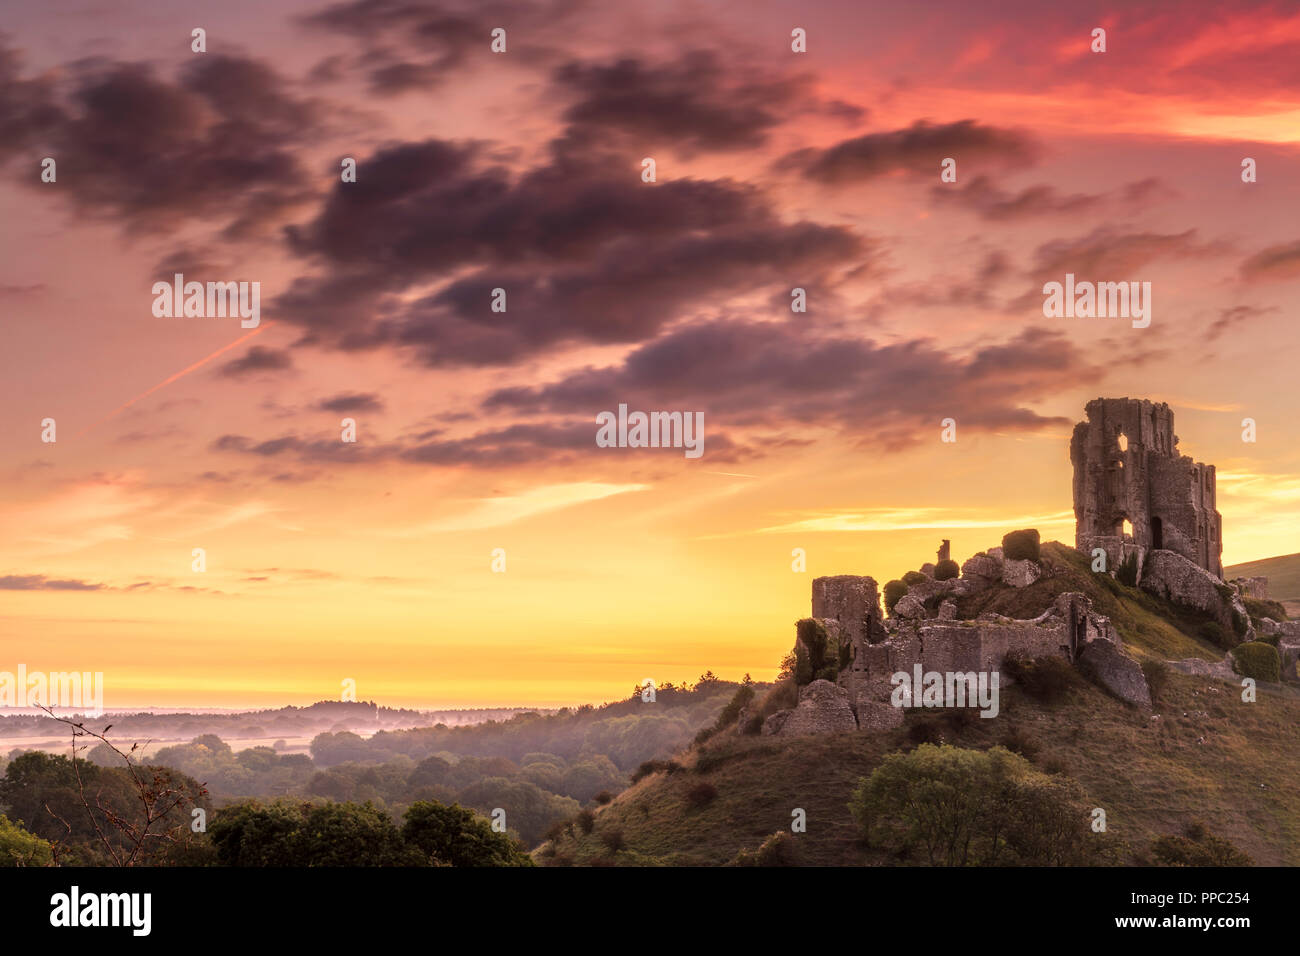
1002,653,1077,703
884,580,909,614
1242,595,1287,623
598,827,626,853
686,782,718,808
714,684,756,730
1231,641,1281,682
1115,552,1139,588
1197,620,1235,651
1140,659,1170,705
1000,726,1041,761
576,809,596,834
849,744,1104,866
1150,821,1252,866
903,570,929,586
732,831,798,866
1002,529,1041,562
934,559,960,581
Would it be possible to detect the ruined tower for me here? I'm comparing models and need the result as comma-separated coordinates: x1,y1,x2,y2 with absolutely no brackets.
1071,398,1222,578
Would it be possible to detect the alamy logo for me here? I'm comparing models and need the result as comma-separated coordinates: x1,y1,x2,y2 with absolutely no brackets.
151,273,260,328
50,886,151,936
596,403,704,458
890,665,1000,718
0,665,103,716
1042,273,1151,328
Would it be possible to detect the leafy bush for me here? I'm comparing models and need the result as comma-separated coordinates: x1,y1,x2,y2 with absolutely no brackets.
0,813,52,866
849,744,1104,865
575,808,596,833
903,570,929,586
1242,595,1287,624
598,827,626,853
1002,529,1041,562
934,559,960,581
594,790,613,805
1140,659,1170,705
1197,620,1235,651
1115,552,1139,588
1002,653,1077,703
1150,822,1252,866
884,580,909,614
1000,726,1041,761
1231,641,1281,682
686,782,718,808
731,831,799,866
402,801,534,867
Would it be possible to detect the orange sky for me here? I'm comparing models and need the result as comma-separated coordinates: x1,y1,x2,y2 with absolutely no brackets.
2,0,1299,708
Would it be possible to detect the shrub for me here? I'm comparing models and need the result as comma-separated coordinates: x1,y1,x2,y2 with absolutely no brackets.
732,831,799,867
1115,552,1139,588
934,559,960,581
693,726,717,746
1150,822,1252,867
849,744,1102,866
714,684,756,730
903,570,929,586
686,782,718,808
1002,529,1041,562
576,809,596,834
1002,653,1077,703
1000,726,1041,761
1140,659,1170,705
1243,595,1287,623
884,580,909,614
793,641,813,686
1231,641,1281,683
1197,620,1235,651
594,791,613,806
598,827,626,853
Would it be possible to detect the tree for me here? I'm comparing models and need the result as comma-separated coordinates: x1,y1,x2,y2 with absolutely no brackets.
0,814,53,866
402,801,534,867
208,800,419,866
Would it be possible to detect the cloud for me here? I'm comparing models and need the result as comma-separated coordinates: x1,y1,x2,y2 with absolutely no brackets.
485,321,1098,452
278,138,867,365
1208,304,1278,339
0,574,104,591
930,175,1103,220
318,392,386,413
218,346,294,378
1240,240,1300,281
1027,227,1226,280
777,120,1036,184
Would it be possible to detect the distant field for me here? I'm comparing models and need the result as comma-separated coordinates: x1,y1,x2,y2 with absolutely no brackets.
1226,552,1300,616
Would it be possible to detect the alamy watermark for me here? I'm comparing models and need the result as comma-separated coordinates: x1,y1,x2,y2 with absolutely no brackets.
891,665,1000,718
0,665,103,716
596,403,704,458
1042,273,1151,328
151,273,260,328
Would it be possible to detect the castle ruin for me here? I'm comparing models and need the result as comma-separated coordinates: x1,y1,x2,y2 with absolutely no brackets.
1071,397,1223,579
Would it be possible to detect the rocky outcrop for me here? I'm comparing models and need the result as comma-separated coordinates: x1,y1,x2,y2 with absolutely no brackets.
1002,558,1041,588
855,699,904,732
1167,655,1235,679
1140,550,1253,642
766,680,857,737
1076,638,1151,708
960,552,1002,589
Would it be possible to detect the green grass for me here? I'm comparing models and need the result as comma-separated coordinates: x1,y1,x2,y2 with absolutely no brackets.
539,671,1300,866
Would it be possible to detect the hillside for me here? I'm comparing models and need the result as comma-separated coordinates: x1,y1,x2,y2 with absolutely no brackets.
541,669,1300,866
1227,552,1300,616
540,540,1300,866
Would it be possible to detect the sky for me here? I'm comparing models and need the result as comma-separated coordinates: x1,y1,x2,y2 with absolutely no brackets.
2,0,1300,709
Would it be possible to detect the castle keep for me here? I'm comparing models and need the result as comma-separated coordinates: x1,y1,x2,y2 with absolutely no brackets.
1071,397,1223,579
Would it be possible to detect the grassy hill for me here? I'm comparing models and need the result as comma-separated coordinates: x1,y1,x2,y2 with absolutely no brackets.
539,540,1300,866
1227,552,1300,616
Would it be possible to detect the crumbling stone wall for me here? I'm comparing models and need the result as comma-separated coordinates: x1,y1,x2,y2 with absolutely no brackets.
1071,397,1223,578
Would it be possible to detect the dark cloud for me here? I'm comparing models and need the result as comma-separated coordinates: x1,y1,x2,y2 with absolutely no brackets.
0,574,104,591
278,138,868,365
1240,240,1300,281
484,321,1097,452
1028,227,1226,280
553,50,815,154
218,346,294,378
777,120,1036,184
318,392,385,413
0,47,321,237
931,175,1102,220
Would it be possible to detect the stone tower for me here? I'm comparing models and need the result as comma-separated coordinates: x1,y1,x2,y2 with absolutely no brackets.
1070,398,1222,578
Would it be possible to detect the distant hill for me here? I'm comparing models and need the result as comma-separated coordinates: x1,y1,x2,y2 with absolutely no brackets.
1227,552,1300,615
